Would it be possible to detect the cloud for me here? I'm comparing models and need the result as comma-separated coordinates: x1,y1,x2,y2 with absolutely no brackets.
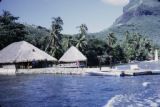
101,0,129,6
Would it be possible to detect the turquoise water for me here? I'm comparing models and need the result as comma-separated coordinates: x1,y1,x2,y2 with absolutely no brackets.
0,74,160,107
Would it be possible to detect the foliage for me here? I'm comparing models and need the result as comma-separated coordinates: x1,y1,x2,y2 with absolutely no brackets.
85,38,107,66
75,24,88,52
45,17,64,58
0,11,157,66
106,33,117,48
62,35,75,51
122,32,153,62
24,25,50,50
0,11,27,49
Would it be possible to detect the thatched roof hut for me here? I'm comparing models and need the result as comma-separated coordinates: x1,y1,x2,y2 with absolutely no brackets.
59,46,87,62
0,41,57,64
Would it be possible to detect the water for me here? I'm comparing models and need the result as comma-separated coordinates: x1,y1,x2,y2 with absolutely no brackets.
0,74,160,107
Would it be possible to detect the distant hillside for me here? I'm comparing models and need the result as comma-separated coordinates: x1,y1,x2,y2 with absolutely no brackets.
24,24,73,50
95,0,160,44
24,24,50,50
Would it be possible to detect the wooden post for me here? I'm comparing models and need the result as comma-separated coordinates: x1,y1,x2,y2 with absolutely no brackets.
98,56,102,70
109,56,112,68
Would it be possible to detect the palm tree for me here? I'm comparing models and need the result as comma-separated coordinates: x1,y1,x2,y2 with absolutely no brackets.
63,36,75,51
106,33,117,48
123,32,154,61
75,24,88,51
45,17,63,56
75,35,87,51
124,31,130,42
77,24,88,36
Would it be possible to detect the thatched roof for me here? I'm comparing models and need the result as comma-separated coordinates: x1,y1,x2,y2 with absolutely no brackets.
59,46,87,62
0,41,57,63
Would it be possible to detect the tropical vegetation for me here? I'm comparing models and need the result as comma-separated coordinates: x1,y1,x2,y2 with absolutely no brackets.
0,11,158,66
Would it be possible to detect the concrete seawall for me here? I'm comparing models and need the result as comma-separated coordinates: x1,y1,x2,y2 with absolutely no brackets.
0,68,16,75
16,67,100,75
1,67,160,76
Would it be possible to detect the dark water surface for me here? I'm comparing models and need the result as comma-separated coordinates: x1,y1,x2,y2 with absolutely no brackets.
0,74,160,107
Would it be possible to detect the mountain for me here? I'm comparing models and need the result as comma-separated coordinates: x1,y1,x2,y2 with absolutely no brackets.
96,0,160,44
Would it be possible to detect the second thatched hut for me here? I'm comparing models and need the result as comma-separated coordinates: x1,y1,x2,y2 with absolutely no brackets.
59,46,87,68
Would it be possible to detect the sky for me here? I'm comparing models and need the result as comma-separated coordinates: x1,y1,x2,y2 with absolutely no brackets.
0,0,129,34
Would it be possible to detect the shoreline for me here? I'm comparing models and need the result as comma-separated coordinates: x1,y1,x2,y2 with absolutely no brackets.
1,67,160,76
0,67,100,75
